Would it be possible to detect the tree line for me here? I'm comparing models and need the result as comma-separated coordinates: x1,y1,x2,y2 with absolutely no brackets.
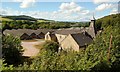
2,20,89,31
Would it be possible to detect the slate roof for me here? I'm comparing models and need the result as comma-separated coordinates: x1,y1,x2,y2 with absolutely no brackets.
54,29,85,35
3,29,56,37
36,29,55,34
3,29,33,36
3,29,93,45
70,32,93,47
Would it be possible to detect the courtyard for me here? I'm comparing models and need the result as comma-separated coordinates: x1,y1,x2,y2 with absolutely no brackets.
21,39,45,57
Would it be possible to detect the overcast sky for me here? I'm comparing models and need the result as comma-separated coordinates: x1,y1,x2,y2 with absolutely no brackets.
0,0,119,21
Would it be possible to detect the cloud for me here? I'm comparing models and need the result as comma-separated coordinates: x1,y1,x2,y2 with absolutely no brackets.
0,8,24,15
93,0,110,4
93,0,119,4
110,8,118,14
20,0,36,8
13,0,23,2
59,2,82,11
59,2,90,16
13,0,36,8
1,2,92,21
57,2,91,21
95,3,113,11
0,9,7,15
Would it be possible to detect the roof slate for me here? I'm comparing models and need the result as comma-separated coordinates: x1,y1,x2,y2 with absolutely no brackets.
70,32,93,47
54,29,85,35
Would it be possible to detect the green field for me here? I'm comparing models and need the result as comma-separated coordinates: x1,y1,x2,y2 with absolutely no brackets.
0,17,13,21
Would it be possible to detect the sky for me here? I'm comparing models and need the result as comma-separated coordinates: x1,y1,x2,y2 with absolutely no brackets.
0,0,119,22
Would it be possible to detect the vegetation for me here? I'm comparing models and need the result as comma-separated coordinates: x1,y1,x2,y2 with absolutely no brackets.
1,14,120,71
42,41,59,52
2,35,23,66
0,17,13,21
95,14,120,30
2,15,36,21
2,20,89,30
1,15,89,31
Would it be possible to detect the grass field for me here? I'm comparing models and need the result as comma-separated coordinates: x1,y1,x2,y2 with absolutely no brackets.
0,17,13,21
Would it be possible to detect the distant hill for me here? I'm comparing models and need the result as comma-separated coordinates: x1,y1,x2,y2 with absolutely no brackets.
37,18,54,22
0,17,13,21
2,15,37,21
1,15,54,22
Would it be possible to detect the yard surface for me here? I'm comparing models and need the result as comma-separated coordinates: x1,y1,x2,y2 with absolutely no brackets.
21,39,45,57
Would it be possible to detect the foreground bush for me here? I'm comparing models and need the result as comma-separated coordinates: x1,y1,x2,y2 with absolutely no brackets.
42,41,59,52
2,35,23,66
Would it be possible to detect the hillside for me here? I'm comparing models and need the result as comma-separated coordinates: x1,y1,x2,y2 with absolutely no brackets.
1,15,89,30
37,19,54,22
96,14,120,30
1,15,54,22
0,17,13,21
2,15,37,21
86,13,120,70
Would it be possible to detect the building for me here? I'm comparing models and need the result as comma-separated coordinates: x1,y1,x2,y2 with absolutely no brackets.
86,15,96,38
29,33,37,39
45,16,96,51
3,29,56,40
45,32,57,41
36,32,45,39
60,32,93,52
20,33,30,40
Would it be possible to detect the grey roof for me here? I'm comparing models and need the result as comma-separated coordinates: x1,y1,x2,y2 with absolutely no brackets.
3,29,56,37
3,28,93,41
3,29,35,36
17,29,34,35
36,29,55,34
70,32,93,47
54,29,84,35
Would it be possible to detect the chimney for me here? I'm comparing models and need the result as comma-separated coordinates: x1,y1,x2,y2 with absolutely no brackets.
88,15,96,38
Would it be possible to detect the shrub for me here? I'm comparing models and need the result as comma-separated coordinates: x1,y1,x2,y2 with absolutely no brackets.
2,35,23,66
42,41,59,52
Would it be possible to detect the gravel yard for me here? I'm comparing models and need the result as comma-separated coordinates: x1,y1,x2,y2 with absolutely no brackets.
21,39,45,57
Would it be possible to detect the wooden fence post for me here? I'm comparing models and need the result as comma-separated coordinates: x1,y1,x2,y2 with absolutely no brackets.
107,34,113,63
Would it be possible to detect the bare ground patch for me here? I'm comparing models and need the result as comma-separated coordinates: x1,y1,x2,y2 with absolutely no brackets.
21,39,45,57
22,39,37,42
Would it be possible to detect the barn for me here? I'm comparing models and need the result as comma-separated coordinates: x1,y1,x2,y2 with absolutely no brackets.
37,32,45,39
20,33,30,40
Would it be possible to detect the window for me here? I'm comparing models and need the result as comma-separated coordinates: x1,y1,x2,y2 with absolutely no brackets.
60,36,62,39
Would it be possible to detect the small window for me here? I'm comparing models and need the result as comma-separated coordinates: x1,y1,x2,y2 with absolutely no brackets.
60,36,62,39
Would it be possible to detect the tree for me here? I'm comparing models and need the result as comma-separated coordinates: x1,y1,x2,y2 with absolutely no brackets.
2,35,23,66
42,41,59,52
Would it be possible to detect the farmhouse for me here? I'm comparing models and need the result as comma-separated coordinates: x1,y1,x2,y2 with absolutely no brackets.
45,16,96,51
29,33,37,39
60,32,93,51
37,32,45,39
45,32,57,41
20,33,30,40
3,29,56,40
44,28,94,51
